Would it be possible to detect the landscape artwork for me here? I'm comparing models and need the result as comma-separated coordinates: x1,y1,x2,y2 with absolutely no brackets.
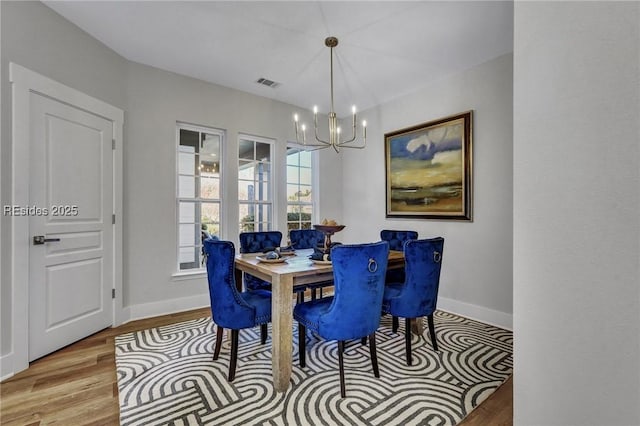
385,111,473,220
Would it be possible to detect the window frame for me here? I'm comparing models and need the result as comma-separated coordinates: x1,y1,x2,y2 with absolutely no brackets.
175,122,225,272
286,145,317,233
238,134,275,233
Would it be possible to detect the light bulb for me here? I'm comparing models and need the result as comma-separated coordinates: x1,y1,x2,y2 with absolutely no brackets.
313,106,318,114
352,105,356,114
362,120,367,127
294,113,298,122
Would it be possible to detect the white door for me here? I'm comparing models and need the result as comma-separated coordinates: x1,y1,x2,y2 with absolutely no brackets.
28,92,114,361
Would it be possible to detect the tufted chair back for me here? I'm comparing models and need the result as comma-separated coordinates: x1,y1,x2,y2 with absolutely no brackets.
203,239,272,381
289,229,324,249
380,230,419,251
383,237,444,318
239,231,282,253
380,229,418,283
238,231,282,291
204,239,264,329
318,241,390,341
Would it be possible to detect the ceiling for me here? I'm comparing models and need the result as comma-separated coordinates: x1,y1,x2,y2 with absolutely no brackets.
44,1,513,118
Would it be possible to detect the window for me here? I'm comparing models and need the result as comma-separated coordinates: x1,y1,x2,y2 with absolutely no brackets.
238,135,273,232
177,123,223,271
286,147,314,232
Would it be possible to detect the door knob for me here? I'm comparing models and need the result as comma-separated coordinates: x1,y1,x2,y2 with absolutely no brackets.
33,236,61,245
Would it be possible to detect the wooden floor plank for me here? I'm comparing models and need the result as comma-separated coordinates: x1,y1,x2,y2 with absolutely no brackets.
0,307,512,425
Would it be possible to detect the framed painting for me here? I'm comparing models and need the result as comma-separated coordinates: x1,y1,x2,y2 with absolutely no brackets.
385,111,473,220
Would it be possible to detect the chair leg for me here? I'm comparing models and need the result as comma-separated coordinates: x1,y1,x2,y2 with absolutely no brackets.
392,316,399,333
427,313,438,351
229,329,239,381
319,288,323,298
298,323,306,368
261,323,267,345
369,332,379,378
360,337,367,345
213,325,224,360
311,288,317,301
405,317,413,366
338,340,346,398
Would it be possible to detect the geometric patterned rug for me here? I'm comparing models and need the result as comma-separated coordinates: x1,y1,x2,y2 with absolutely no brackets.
115,311,512,425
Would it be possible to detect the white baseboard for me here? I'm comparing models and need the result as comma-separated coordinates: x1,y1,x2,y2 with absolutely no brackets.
0,352,15,381
438,296,513,331
126,293,210,323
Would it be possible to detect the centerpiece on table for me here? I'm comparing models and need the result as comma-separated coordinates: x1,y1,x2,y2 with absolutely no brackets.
311,219,345,262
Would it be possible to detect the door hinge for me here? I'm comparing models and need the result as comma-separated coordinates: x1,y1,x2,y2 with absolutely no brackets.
112,288,116,299
112,139,116,150
112,214,116,224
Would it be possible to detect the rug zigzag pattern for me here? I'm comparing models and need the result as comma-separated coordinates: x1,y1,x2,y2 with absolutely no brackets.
116,311,512,425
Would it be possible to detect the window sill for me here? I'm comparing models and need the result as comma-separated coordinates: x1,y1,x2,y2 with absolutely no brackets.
171,269,207,282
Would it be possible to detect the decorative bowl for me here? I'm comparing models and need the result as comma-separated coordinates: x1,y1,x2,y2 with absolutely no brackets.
313,224,346,234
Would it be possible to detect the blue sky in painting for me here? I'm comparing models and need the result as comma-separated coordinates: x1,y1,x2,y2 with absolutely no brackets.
390,133,461,161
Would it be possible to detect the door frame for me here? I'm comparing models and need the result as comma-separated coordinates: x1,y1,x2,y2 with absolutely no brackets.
8,63,124,375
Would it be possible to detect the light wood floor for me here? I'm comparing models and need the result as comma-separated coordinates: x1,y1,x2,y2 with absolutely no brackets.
0,308,512,425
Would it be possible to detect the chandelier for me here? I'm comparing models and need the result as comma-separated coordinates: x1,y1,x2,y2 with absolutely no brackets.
293,37,367,153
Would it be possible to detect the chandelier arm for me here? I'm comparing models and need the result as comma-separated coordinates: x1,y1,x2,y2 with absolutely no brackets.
337,141,366,149
304,141,330,147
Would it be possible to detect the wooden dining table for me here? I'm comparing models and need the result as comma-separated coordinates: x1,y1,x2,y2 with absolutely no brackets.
234,248,405,392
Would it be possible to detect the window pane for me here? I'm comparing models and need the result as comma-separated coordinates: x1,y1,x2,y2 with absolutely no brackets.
179,175,195,198
201,202,220,225
287,184,300,202
298,185,312,202
286,166,299,184
200,158,219,178
200,176,220,199
179,201,195,223
202,223,219,236
299,168,312,186
299,150,312,167
238,180,255,201
179,223,198,246
179,246,198,267
239,139,254,160
180,129,199,152
287,150,300,166
238,161,254,180
256,204,272,224
201,133,220,156
256,142,271,161
179,152,196,175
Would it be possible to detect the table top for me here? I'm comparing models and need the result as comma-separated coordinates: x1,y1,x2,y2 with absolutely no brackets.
235,248,404,279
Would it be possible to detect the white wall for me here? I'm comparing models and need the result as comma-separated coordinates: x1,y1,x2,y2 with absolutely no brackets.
0,1,127,360
341,53,514,328
123,61,343,314
0,1,344,370
514,2,640,425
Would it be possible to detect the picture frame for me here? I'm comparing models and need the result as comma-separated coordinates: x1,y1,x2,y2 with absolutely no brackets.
385,111,473,220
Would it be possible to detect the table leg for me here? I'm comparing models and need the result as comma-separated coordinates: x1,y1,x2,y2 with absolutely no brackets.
271,274,293,392
411,317,425,335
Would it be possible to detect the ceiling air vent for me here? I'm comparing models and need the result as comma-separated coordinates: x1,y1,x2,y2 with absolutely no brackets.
256,78,280,88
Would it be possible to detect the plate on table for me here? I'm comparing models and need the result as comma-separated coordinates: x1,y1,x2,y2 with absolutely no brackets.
278,250,296,257
256,256,287,264
310,259,332,265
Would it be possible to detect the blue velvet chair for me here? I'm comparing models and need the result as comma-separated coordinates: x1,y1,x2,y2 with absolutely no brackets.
382,237,444,366
289,229,324,249
239,231,282,291
380,229,418,286
294,241,389,397
204,239,272,381
290,229,332,300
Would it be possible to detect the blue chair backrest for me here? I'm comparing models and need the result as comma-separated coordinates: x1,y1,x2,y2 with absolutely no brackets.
319,241,390,341
289,229,324,249
239,231,282,253
380,229,418,251
204,239,256,329
401,238,445,317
